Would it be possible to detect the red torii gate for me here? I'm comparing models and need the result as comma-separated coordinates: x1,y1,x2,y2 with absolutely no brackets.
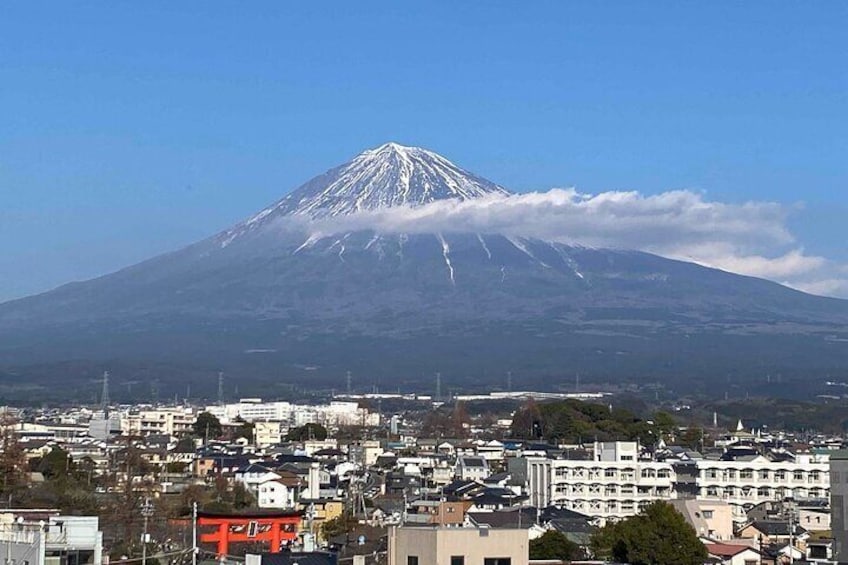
197,510,302,557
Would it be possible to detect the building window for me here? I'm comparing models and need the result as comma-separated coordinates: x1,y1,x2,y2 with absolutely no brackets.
483,559,511,565
703,510,714,519
451,557,465,565
740,469,753,480
759,470,769,480
407,557,419,565
605,469,616,478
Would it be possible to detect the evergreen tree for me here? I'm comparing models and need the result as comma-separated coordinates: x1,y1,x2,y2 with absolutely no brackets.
529,530,582,561
591,501,707,565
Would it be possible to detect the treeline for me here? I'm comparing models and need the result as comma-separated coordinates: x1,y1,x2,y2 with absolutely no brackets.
509,399,676,444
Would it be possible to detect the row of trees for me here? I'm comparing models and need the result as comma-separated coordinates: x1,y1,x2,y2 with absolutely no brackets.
510,398,682,444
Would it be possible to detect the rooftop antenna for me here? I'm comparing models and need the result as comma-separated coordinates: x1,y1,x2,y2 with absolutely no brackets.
346,371,352,395
217,372,224,405
435,372,442,401
100,371,110,416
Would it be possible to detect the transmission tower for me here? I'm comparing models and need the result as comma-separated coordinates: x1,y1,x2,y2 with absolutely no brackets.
346,371,352,395
435,372,442,401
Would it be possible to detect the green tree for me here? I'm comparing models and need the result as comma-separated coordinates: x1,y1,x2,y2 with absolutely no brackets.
193,412,222,439
233,421,255,442
591,501,706,565
530,530,582,561
38,447,73,478
286,423,327,441
652,411,677,440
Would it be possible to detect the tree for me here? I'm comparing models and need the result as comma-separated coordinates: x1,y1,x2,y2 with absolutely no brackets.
0,412,27,499
530,530,582,561
286,423,327,441
232,421,255,443
451,401,470,438
320,512,358,540
591,501,706,565
679,426,704,451
652,411,677,440
193,412,222,440
38,446,73,479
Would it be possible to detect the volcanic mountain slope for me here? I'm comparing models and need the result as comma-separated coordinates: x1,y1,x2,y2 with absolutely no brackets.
2,142,848,397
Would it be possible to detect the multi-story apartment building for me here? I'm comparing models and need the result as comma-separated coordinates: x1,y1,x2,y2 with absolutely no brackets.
512,442,677,521
696,452,829,521
514,442,830,523
120,406,197,437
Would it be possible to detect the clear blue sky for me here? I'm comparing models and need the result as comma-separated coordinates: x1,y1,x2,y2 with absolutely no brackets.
1,2,846,301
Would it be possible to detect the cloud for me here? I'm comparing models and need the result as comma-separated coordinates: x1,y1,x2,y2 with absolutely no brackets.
276,188,848,298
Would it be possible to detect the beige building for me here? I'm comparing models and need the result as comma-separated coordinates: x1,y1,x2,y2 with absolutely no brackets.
253,421,282,448
670,499,734,540
388,525,527,565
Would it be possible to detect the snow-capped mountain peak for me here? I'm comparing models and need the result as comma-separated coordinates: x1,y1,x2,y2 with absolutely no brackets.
247,142,511,223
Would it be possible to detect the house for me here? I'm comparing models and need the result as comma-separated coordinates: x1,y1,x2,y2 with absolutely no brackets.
705,542,762,565
257,478,297,509
235,463,283,492
456,456,490,482
671,499,734,540
736,520,807,547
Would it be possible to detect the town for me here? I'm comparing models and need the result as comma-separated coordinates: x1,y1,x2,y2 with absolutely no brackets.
1,389,845,565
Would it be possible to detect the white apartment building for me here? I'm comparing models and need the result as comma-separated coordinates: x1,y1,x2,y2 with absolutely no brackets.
204,399,379,429
515,442,831,523
515,442,677,520
120,406,197,437
696,452,830,521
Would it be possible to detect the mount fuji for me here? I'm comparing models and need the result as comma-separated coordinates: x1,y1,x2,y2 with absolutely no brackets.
2,143,848,400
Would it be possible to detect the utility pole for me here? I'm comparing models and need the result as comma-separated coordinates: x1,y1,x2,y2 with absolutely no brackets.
217,372,224,406
141,497,154,565
788,500,795,565
191,502,198,565
101,371,110,416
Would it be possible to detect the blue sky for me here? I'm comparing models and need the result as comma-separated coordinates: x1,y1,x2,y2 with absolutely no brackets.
1,2,846,300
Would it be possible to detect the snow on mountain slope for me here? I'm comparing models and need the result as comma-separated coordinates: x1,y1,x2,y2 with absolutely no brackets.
220,143,509,244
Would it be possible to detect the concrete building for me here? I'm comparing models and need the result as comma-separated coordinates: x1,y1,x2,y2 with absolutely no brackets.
0,515,103,565
670,499,735,540
830,450,848,564
513,441,677,520
120,406,196,437
388,525,528,565
696,452,829,521
254,421,283,448
515,441,831,522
